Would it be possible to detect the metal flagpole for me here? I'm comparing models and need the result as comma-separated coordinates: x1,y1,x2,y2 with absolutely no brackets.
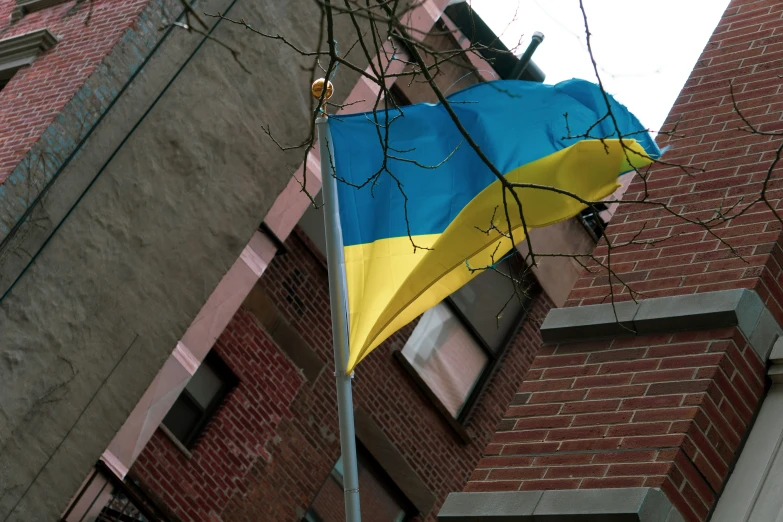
313,78,362,522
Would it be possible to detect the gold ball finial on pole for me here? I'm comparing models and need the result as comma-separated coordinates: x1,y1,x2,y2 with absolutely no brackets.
311,78,334,100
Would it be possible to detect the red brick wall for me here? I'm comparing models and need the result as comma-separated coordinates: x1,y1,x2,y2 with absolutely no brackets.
567,0,783,321
132,306,306,521
131,229,552,522
0,0,150,182
462,3,783,522
466,328,765,522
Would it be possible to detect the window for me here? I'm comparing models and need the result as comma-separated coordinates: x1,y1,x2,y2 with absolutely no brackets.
579,202,609,241
710,342,783,522
61,461,174,522
297,192,532,423
401,302,488,418
161,350,237,449
304,443,415,522
400,256,531,420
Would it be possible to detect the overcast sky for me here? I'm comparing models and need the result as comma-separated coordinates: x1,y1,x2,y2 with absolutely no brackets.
467,0,731,132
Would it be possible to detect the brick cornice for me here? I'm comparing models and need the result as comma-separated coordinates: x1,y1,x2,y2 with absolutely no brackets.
0,28,57,76
541,289,782,363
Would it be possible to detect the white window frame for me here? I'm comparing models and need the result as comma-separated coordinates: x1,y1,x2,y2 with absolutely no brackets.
711,339,783,522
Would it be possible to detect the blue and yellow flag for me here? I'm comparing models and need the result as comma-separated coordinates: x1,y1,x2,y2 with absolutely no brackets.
328,79,659,372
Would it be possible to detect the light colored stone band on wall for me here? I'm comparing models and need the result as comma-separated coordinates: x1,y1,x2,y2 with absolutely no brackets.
172,341,199,376
438,488,684,522
540,289,781,362
239,243,267,278
98,450,128,481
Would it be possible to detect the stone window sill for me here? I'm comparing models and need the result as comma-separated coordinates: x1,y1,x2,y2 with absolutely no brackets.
158,424,193,460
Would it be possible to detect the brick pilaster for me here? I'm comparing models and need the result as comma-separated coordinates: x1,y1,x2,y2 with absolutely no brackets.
465,328,764,521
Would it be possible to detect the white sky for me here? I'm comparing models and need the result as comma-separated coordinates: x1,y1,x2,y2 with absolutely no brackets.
468,0,732,132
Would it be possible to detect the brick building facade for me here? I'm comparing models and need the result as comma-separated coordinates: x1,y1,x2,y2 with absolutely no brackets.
49,1,580,521
129,230,552,521
441,1,783,521
10,0,782,521
59,2,573,519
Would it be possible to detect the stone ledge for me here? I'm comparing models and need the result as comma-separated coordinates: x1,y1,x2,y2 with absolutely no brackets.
538,300,639,341
540,289,780,362
438,488,684,522
0,28,57,78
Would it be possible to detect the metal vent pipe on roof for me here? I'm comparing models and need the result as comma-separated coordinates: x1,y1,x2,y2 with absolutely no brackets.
513,31,545,79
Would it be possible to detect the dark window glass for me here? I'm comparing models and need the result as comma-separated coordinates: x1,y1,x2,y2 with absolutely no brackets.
449,258,525,352
162,394,202,443
0,56,25,91
579,202,609,241
161,350,237,449
304,444,414,522
0,74,12,92
388,84,411,107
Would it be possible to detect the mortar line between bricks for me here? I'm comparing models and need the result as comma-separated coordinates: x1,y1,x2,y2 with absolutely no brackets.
494,446,681,458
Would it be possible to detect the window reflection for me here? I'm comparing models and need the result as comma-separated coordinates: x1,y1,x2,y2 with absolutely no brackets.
402,302,488,417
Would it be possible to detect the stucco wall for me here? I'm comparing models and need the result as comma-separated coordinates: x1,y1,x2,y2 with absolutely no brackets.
0,1,363,520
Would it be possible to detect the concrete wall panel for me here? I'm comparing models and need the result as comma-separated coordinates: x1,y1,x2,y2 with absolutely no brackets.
0,0,364,519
